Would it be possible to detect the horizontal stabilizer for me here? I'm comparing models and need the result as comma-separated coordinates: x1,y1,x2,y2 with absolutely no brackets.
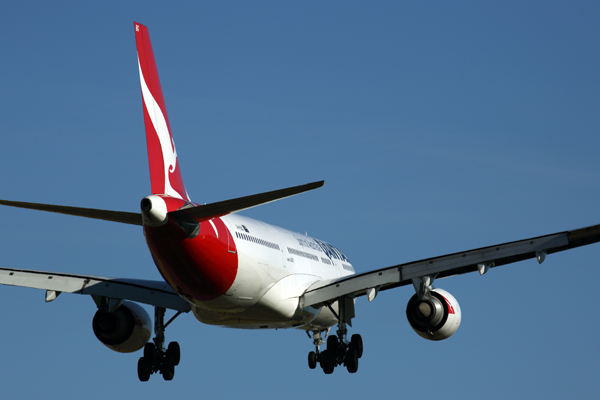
170,180,324,221
0,199,142,225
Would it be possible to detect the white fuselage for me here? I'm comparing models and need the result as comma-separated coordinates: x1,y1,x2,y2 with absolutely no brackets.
192,214,355,330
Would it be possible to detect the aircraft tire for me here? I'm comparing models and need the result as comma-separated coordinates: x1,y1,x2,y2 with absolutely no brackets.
167,341,181,366
346,348,359,373
143,342,155,360
350,334,363,358
327,335,339,353
320,349,335,374
308,351,317,369
137,357,151,382
161,357,175,381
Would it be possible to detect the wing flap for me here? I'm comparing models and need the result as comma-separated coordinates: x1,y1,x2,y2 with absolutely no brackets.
301,224,600,308
0,268,190,312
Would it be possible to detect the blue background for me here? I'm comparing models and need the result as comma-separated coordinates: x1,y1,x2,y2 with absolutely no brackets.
1,1,599,398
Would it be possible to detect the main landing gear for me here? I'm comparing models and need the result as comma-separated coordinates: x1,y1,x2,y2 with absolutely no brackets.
308,296,363,374
138,307,182,381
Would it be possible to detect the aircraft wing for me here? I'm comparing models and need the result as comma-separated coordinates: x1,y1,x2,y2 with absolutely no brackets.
300,223,600,308
0,267,191,312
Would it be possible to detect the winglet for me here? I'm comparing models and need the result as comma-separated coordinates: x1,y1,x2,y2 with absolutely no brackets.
135,22,190,201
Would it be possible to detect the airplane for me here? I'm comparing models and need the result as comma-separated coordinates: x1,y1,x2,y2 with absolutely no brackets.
1,21,600,381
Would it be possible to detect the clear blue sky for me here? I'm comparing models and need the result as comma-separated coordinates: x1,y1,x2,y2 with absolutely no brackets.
1,1,599,398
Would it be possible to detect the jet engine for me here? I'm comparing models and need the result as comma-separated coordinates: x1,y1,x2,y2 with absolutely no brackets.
92,301,152,353
406,288,461,341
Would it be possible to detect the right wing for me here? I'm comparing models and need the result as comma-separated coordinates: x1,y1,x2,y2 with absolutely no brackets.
0,267,191,312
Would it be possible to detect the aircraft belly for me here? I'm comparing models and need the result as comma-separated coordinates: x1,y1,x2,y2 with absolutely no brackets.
192,274,325,329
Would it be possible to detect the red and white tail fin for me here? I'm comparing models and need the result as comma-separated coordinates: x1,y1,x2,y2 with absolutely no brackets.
134,22,190,202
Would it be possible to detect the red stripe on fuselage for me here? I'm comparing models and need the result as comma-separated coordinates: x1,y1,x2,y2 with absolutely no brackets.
144,216,238,303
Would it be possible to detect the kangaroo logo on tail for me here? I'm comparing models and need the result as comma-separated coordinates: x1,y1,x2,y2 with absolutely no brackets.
135,23,190,202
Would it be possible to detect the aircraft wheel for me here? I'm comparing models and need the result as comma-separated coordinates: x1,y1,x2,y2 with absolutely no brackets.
167,341,181,366
137,357,151,382
308,351,317,369
346,348,359,373
350,334,363,358
320,349,335,374
327,335,339,353
161,357,175,381
143,342,155,360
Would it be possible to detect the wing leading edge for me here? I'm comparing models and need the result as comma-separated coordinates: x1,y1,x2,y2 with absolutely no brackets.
300,223,600,308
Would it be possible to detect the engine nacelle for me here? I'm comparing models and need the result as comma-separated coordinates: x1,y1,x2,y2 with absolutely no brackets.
92,301,152,353
406,288,461,341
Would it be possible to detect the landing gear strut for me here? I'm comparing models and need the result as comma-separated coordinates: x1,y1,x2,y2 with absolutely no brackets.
308,296,363,374
137,307,182,381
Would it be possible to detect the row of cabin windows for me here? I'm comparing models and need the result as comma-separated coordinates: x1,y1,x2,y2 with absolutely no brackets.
233,232,343,269
235,231,280,250
287,247,320,262
288,248,343,268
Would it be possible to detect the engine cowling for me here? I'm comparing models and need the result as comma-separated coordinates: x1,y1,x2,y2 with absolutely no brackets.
406,288,461,341
92,301,152,353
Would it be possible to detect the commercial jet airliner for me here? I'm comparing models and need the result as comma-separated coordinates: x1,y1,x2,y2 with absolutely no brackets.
1,22,599,381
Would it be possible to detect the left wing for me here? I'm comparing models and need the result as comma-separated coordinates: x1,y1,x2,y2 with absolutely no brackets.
0,267,191,312
300,223,600,308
